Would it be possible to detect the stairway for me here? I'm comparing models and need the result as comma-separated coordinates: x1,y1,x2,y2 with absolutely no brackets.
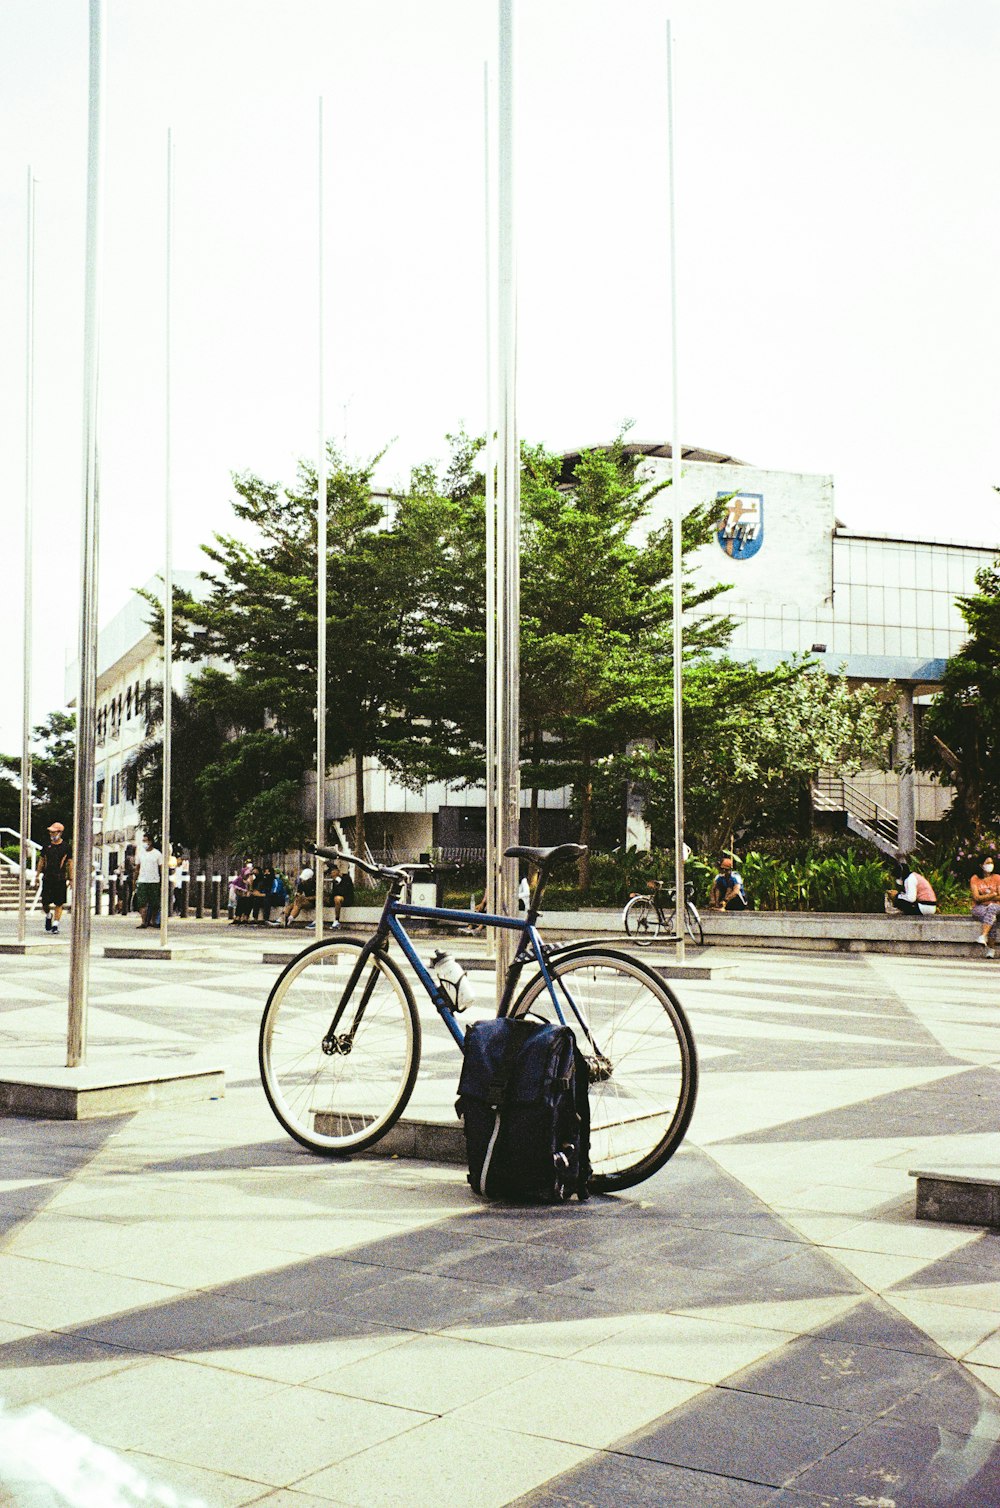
0,866,37,913
812,775,932,858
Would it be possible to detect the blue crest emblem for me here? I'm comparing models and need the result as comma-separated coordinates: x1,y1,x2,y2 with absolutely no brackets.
717,491,764,560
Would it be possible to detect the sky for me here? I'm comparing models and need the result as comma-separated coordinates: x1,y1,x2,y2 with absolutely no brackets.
1,0,998,756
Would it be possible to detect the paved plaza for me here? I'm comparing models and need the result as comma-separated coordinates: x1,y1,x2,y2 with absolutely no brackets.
2,928,1000,1506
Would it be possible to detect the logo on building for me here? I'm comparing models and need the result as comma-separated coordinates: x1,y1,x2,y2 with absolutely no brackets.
717,492,764,560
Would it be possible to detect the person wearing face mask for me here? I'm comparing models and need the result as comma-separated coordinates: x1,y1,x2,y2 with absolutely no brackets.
886,858,937,917
969,855,1000,956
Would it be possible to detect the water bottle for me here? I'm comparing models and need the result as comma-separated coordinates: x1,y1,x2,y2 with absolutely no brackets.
429,949,473,1011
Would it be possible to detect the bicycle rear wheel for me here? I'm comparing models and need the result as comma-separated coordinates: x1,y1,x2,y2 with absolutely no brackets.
260,937,421,1154
512,947,697,1193
623,895,658,947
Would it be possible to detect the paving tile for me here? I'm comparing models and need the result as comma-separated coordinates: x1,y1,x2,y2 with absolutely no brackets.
785,1417,1000,1505
297,1416,591,1508
512,1455,777,1506
73,1289,306,1358
806,1295,948,1357
0,1252,180,1332
121,1449,272,1506
48,1358,424,1486
882,1359,1000,1441
573,1310,796,1385
177,1310,413,1384
881,1292,1000,1359
443,1291,638,1357
310,1331,547,1412
336,1270,524,1333
452,1355,703,1449
619,1386,863,1487
0,1329,148,1407
723,1332,948,1416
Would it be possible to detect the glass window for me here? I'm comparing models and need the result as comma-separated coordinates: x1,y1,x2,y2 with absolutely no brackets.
884,625,902,655
880,549,900,587
849,624,868,654
866,585,884,621
915,551,934,588
897,550,917,588
883,587,901,628
899,588,918,627
867,624,886,654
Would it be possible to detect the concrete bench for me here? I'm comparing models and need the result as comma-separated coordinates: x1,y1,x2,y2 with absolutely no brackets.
332,906,984,958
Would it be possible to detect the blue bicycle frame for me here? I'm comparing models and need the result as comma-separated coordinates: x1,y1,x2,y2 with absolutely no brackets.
322,891,564,1051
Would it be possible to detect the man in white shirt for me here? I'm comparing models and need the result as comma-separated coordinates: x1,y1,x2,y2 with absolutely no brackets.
135,836,162,929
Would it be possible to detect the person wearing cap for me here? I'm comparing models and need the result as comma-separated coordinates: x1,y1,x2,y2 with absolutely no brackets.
37,822,73,933
710,856,749,911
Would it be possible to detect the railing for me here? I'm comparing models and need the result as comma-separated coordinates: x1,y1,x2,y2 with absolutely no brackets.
812,776,933,854
0,828,41,879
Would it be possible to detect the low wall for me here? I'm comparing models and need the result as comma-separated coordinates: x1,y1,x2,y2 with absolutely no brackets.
341,905,984,958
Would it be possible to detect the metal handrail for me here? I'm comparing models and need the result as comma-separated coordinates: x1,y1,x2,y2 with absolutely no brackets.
812,776,932,853
0,827,41,878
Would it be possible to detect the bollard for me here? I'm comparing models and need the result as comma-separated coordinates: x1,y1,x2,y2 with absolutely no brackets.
94,878,102,916
195,874,205,919
180,879,189,919
211,876,221,920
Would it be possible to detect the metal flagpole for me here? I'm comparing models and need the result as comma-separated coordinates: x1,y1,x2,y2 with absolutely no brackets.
68,0,106,1065
483,60,498,951
667,20,685,962
159,129,174,949
18,168,36,946
495,0,520,1004
315,96,327,939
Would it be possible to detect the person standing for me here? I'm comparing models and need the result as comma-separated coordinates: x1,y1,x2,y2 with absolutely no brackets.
970,855,1000,957
37,821,73,934
135,835,163,929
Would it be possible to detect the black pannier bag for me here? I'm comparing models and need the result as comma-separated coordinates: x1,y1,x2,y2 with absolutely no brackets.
457,1016,591,1202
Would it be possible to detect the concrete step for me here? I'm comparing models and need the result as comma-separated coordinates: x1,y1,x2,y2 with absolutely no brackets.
911,1169,1000,1229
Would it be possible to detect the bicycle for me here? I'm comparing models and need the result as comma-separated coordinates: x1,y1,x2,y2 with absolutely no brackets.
622,879,704,948
259,841,698,1194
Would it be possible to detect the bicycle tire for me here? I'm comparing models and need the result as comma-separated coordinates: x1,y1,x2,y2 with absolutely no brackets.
686,902,705,947
259,936,421,1155
623,895,658,947
511,946,697,1193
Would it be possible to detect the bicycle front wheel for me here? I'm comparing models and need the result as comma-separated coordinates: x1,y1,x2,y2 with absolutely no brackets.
260,937,421,1155
512,947,697,1193
623,895,657,947
686,902,705,947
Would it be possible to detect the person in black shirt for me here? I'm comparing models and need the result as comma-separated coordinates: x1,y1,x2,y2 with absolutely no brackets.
328,861,354,929
38,821,73,934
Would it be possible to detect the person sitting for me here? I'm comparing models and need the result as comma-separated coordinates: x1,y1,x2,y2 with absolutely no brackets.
886,859,937,917
283,866,316,926
328,861,354,929
710,856,748,911
970,855,1000,957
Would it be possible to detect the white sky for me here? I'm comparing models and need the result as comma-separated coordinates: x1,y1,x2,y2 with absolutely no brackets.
1,0,998,756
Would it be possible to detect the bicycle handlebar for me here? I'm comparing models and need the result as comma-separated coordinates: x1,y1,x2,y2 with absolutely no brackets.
309,844,432,886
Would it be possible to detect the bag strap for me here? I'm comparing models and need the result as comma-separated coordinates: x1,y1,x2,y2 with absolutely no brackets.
485,1018,532,1107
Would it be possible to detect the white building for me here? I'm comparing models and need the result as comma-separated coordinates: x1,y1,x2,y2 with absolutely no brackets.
326,444,995,859
69,449,995,867
64,572,203,876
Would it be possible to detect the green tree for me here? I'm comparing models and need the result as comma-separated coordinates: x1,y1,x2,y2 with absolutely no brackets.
1,712,77,843
630,658,896,853
920,553,1000,844
145,445,441,868
395,433,734,886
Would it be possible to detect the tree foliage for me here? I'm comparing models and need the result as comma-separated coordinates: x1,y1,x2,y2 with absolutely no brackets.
0,712,77,843
920,553,1000,843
